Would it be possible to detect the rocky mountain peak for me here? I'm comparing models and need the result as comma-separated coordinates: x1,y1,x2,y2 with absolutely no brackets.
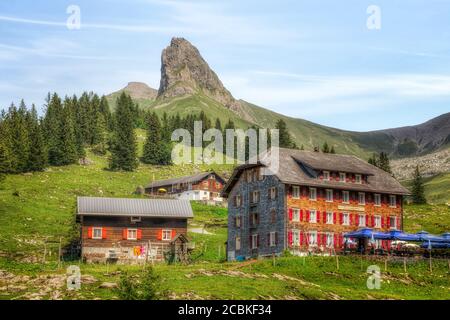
122,82,157,100
157,37,252,121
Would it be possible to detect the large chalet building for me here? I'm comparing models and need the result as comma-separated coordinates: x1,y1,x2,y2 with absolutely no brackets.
222,148,410,261
145,171,225,202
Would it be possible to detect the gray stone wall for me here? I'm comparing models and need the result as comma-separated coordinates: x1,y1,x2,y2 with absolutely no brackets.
227,173,286,260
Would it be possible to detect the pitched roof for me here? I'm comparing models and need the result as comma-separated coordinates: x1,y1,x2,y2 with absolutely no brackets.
222,147,410,196
77,197,193,218
145,171,224,189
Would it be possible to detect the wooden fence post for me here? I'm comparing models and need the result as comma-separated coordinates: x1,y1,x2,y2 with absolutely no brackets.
58,237,62,269
403,257,407,273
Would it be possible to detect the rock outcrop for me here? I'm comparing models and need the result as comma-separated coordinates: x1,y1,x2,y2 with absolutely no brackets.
157,37,252,121
122,82,158,100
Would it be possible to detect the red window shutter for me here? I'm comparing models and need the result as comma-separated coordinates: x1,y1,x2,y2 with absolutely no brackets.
306,210,310,221
171,230,176,240
316,211,320,223
333,234,337,247
365,215,369,226
323,234,327,245
300,209,303,221
317,234,321,245
288,208,293,221
137,229,142,240
371,216,375,227
102,227,107,239
340,212,343,225
350,214,353,225
87,227,93,239
122,228,128,240
323,212,327,224
300,232,304,245
387,217,391,228
288,231,293,246
333,212,337,224
157,229,162,241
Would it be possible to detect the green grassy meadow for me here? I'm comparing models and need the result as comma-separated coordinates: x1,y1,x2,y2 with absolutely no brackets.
0,147,449,300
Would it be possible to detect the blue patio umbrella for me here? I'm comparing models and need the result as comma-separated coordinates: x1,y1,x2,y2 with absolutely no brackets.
387,230,421,241
441,232,450,243
344,228,389,239
421,242,450,249
416,231,446,243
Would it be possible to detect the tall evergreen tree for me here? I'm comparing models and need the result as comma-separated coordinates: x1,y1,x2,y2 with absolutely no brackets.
142,112,172,165
275,119,296,149
378,152,392,173
330,146,336,154
59,99,78,165
215,118,222,131
411,165,427,204
27,104,47,171
322,141,330,153
99,95,112,131
108,92,138,171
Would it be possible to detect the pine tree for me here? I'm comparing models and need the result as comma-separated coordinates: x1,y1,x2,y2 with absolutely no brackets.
275,119,296,149
411,165,426,204
142,112,172,165
99,95,112,131
59,99,78,165
378,152,392,173
322,141,330,153
300,144,305,150
215,118,222,132
8,101,31,172
27,104,47,171
0,142,10,183
368,153,378,166
108,92,138,171
330,146,336,154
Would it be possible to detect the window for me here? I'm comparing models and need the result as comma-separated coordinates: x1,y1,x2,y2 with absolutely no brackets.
258,168,264,181
340,172,346,182
131,216,141,223
293,208,300,222
323,171,330,181
390,216,397,230
326,189,333,202
246,170,252,183
309,188,317,201
389,195,397,208
358,192,366,205
359,214,366,227
355,174,362,184
269,187,277,200
269,232,276,247
342,191,350,203
235,216,242,228
309,231,318,246
251,191,260,204
235,194,241,207
374,194,381,206
251,213,259,226
127,228,138,240
293,229,300,246
343,213,350,226
92,227,102,239
309,210,317,223
326,212,333,224
292,186,300,199
375,215,381,228
270,209,276,223
251,234,258,249
236,237,241,250
326,233,334,248
162,229,172,241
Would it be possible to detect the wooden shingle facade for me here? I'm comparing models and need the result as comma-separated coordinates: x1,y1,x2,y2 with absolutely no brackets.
222,148,410,260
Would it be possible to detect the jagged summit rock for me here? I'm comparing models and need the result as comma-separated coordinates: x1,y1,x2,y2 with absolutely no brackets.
157,37,252,121
122,82,158,100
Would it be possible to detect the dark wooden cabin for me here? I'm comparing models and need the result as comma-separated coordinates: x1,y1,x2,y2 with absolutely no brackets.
77,197,193,264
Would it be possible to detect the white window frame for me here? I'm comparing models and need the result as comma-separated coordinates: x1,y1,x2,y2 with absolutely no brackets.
127,228,138,240
235,216,241,228
270,187,277,200
355,174,362,184
293,208,300,222
309,231,318,246
359,214,366,227
374,194,381,206
251,234,258,249
358,192,366,205
343,213,350,226
309,210,317,223
390,216,397,230
326,212,333,224
326,189,333,202
269,232,276,247
323,171,330,181
309,188,317,201
293,229,300,246
235,237,241,251
340,172,346,182
252,191,260,203
92,227,103,240
389,195,397,208
292,186,300,199
342,191,350,204
162,229,172,241
236,194,241,207
326,233,334,248
375,215,381,229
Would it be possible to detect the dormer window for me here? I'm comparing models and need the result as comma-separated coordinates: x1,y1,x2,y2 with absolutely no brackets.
339,172,346,182
355,174,362,184
323,171,330,181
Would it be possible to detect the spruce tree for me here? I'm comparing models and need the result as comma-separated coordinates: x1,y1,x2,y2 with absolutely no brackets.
9,101,31,172
275,119,296,149
27,104,47,171
411,165,427,204
330,146,336,154
322,141,330,153
59,101,78,165
108,92,138,171
378,152,392,173
142,112,172,165
215,118,222,131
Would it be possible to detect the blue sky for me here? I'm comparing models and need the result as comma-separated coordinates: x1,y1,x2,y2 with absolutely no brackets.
0,0,449,131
